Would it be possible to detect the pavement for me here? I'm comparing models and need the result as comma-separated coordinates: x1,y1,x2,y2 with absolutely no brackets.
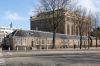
0,47,100,66
1,47,100,58
4,52,100,66
0,53,6,66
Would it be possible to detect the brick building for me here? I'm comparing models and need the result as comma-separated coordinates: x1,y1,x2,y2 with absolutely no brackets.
3,30,99,50
30,10,89,36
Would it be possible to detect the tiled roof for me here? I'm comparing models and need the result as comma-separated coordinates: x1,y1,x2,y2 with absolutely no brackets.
10,30,88,39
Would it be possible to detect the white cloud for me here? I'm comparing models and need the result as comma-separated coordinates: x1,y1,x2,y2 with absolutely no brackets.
5,11,23,21
76,0,98,12
95,0,100,5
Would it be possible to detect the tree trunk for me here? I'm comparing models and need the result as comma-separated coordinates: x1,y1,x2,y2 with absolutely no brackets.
79,27,82,49
88,35,90,49
96,37,97,48
88,27,90,49
80,34,82,49
52,30,56,49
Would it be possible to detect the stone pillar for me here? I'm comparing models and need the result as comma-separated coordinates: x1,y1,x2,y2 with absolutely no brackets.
76,26,79,36
65,22,67,34
74,25,76,35
67,24,70,35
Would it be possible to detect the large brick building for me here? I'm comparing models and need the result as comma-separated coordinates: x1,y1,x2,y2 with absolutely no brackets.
30,10,89,36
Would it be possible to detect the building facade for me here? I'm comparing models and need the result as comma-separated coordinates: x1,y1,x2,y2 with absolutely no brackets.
30,10,89,36
0,27,14,46
3,30,99,50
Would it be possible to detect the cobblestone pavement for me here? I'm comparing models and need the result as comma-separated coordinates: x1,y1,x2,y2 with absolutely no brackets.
2,48,100,58
0,53,6,66
4,52,100,66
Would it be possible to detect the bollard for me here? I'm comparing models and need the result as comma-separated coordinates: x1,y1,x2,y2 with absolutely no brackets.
9,47,10,52
24,47,26,51
47,46,48,50
32,47,35,50
0,48,2,52
40,46,42,50
17,47,18,51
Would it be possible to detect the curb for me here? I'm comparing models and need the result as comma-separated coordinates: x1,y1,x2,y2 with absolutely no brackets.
1,50,100,58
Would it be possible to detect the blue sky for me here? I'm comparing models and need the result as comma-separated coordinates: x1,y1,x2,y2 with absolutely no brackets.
0,0,100,30
0,0,39,29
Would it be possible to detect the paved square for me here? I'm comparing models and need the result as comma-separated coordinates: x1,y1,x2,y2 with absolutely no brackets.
4,53,100,66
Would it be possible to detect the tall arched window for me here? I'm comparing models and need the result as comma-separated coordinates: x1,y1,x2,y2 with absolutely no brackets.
76,26,79,35
67,24,70,35
71,25,74,35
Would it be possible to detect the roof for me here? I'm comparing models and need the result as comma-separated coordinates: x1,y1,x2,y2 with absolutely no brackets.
8,30,88,40
13,30,53,38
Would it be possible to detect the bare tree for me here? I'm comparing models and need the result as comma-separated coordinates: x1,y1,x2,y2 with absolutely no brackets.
94,13,99,48
73,7,92,49
86,12,94,48
37,0,73,48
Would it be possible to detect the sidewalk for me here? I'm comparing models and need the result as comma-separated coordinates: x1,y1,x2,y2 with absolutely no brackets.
1,47,100,58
